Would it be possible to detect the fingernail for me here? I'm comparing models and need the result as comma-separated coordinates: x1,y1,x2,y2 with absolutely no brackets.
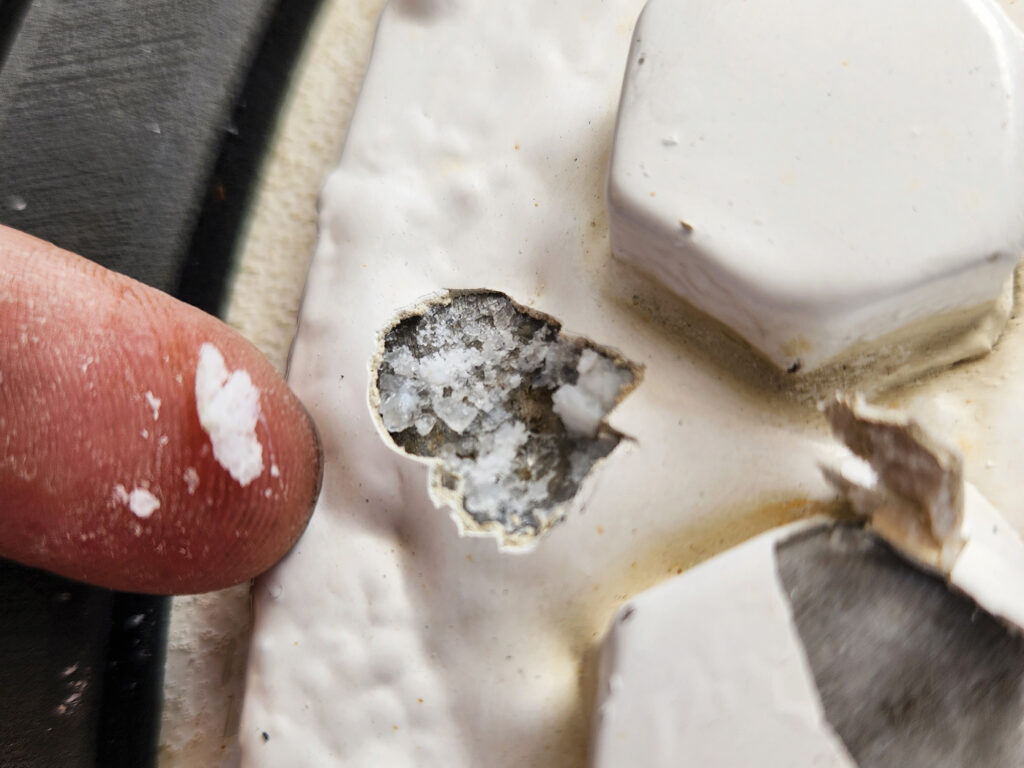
300,399,324,512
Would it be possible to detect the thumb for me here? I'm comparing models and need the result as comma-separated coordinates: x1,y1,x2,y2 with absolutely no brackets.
0,225,322,594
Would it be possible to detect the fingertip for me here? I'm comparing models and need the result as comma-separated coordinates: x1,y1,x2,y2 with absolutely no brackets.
0,229,323,593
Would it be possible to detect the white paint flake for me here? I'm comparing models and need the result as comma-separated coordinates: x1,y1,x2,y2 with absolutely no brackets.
270,463,280,478
194,342,264,486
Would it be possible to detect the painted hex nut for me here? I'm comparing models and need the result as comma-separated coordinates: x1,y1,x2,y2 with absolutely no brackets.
608,0,1024,372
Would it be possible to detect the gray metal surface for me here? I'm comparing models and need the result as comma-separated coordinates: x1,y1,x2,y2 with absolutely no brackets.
776,524,1024,767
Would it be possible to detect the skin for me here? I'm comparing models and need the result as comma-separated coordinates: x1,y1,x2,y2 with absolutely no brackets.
0,225,322,594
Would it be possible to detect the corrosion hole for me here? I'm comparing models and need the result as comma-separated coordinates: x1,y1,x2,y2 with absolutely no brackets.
370,290,642,547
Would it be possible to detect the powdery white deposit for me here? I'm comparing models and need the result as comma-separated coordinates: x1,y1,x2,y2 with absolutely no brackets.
239,1,1024,766
145,390,162,421
114,484,161,519
194,343,263,487
183,467,200,496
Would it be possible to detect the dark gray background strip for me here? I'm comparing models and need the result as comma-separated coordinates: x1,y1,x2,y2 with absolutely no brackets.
776,524,1024,768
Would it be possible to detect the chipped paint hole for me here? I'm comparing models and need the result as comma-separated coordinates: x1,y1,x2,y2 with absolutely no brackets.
371,290,641,546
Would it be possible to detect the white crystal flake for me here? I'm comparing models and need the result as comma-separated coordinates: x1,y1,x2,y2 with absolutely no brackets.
374,292,638,541
552,349,633,437
195,342,264,487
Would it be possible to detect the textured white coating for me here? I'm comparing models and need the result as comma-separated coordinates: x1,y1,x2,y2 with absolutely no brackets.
591,521,854,767
609,0,1024,370
240,1,841,764
238,1,1024,766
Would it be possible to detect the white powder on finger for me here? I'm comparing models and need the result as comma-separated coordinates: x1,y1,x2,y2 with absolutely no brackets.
113,484,161,519
183,467,200,495
194,342,264,487
145,391,162,420
128,488,160,519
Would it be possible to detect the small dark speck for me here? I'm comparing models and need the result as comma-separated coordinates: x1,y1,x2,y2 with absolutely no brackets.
638,56,646,65
262,732,270,743
787,360,802,374
679,220,694,235
620,605,636,623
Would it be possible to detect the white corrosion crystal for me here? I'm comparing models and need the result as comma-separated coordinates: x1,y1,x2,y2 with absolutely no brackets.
240,1,1024,766
114,484,161,519
375,292,636,541
552,350,634,438
145,390,162,421
129,488,161,519
195,342,264,487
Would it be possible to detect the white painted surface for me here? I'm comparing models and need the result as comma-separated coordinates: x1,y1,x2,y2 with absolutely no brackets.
239,1,843,764
236,1,1024,766
591,521,854,768
952,483,1024,631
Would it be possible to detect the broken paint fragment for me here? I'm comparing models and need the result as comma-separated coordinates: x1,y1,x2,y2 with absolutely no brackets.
821,393,965,570
821,392,1024,631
